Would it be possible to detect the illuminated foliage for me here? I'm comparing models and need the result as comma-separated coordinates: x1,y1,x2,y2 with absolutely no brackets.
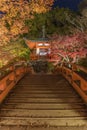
51,33,87,63
0,38,30,68
29,0,54,13
0,0,54,45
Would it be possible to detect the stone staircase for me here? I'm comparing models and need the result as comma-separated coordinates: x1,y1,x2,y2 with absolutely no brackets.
0,74,87,130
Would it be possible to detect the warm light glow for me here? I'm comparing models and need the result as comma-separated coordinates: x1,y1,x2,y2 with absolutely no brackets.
38,43,43,46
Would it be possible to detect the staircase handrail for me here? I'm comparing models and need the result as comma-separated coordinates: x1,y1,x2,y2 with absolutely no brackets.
56,62,87,104
0,61,29,104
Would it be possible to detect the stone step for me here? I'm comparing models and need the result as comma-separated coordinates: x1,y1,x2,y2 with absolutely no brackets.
1,103,86,110
5,97,83,103
0,117,87,127
0,109,87,117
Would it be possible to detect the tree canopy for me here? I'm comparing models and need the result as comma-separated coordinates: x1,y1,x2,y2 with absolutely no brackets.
79,0,87,17
50,32,87,63
25,7,87,38
0,0,54,46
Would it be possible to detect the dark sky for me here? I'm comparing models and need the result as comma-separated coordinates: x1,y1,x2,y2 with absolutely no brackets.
54,0,83,11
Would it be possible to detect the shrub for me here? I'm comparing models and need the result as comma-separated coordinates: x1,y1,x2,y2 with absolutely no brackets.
78,57,87,67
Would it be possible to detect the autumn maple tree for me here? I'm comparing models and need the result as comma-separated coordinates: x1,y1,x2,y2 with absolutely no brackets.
0,0,54,46
29,0,54,13
50,32,87,64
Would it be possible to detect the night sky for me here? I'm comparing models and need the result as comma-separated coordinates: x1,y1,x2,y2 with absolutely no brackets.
54,0,83,11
